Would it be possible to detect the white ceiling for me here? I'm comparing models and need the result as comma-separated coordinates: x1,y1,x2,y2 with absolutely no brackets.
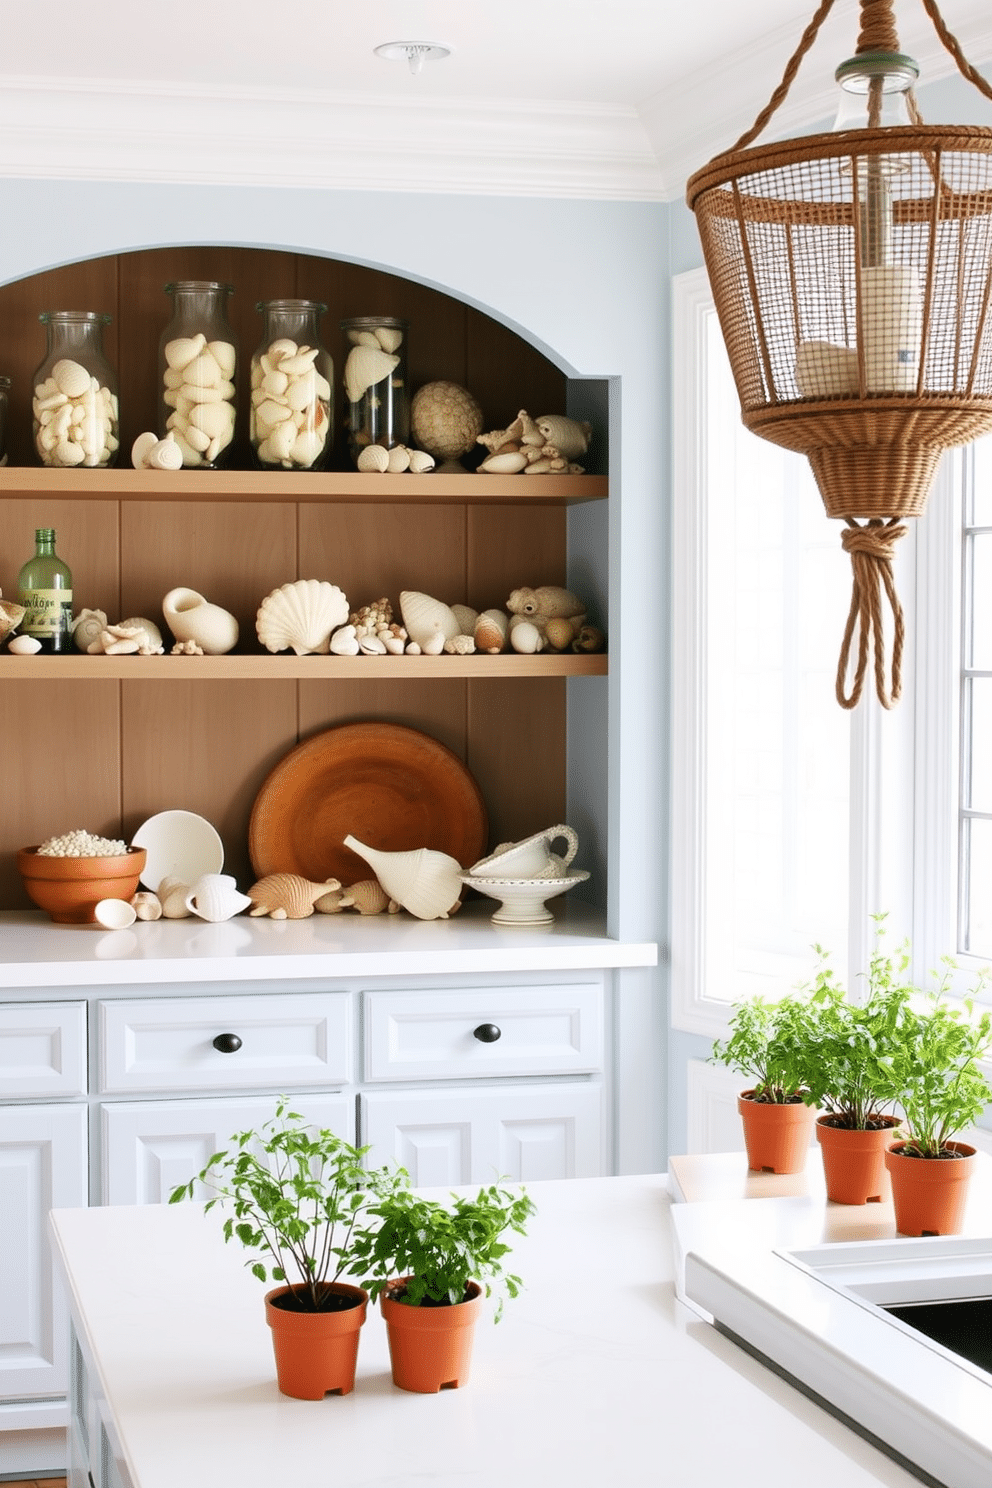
2,0,991,199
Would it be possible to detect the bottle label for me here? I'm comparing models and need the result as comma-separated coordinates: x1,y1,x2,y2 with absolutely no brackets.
21,588,73,639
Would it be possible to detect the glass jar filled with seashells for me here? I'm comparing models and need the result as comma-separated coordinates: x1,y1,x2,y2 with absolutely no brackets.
158,281,237,469
250,300,334,471
32,312,119,469
341,315,409,468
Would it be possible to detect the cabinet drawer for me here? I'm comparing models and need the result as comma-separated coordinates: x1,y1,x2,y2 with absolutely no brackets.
363,982,603,1082
0,1001,87,1098
98,992,351,1094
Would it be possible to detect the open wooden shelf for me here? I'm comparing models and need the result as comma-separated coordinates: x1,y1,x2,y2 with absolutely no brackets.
0,651,607,680
0,467,607,505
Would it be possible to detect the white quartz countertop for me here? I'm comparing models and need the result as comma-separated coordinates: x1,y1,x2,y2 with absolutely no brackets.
0,900,657,987
50,1175,926,1488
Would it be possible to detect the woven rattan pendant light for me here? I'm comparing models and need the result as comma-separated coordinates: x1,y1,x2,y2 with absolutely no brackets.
687,0,992,708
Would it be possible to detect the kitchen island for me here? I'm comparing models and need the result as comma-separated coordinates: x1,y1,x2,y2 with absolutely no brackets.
49,1175,931,1488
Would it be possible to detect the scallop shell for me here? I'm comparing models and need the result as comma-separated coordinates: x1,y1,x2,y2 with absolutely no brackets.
247,872,341,920
399,590,461,651
256,580,349,656
343,344,400,404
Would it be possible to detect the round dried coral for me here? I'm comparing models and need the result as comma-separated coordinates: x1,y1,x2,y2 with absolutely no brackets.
410,381,484,464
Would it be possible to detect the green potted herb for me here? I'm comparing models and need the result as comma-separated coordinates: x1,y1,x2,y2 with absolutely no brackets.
711,991,821,1173
169,1099,406,1399
801,931,911,1204
883,966,992,1235
346,1181,536,1392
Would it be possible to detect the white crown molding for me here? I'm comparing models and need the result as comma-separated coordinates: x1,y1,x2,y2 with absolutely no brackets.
642,13,992,199
0,76,666,201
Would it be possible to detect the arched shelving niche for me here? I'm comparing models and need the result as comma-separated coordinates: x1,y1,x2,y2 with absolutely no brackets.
0,245,609,911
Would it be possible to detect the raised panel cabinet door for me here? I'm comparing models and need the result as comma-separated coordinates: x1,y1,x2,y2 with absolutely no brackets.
359,1083,604,1186
98,992,352,1094
0,1102,87,1400
0,1001,87,1099
100,1094,356,1205
363,981,605,1083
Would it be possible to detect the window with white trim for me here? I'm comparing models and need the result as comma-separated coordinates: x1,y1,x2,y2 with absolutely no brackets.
672,267,984,1037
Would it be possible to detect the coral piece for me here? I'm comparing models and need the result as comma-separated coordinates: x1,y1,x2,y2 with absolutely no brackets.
444,634,476,655
247,873,341,920
410,381,484,465
171,639,203,656
256,579,349,656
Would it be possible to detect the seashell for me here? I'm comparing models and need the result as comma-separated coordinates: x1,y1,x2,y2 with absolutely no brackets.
357,443,389,472
343,835,464,920
52,358,91,399
358,633,387,655
164,335,206,371
158,875,192,918
516,410,547,447
474,608,508,654
256,579,349,656
386,444,411,472
340,878,394,915
444,634,476,655
399,590,461,651
572,624,606,653
536,414,592,461
344,344,400,404
8,634,41,654
410,381,484,465
346,329,381,348
408,449,435,473
185,872,253,923
375,325,404,354
329,624,361,656
163,588,239,656
313,885,348,913
247,872,341,920
478,450,528,474
523,456,568,474
421,632,446,655
0,597,26,641
145,436,184,471
131,430,158,467
509,618,544,654
209,340,236,380
94,898,137,930
120,617,164,652
130,890,163,921
545,616,581,651
451,604,478,635
507,586,586,621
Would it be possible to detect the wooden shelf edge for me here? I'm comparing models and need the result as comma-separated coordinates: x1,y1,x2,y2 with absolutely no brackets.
0,468,607,505
0,653,608,680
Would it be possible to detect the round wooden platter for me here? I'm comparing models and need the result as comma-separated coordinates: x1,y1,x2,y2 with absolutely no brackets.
248,722,489,887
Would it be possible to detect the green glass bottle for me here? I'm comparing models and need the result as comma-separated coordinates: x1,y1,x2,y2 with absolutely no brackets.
17,528,73,653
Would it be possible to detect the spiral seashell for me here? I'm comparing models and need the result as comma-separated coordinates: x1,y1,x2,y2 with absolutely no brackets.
474,608,508,654
536,414,592,461
357,444,389,472
256,579,349,656
70,608,109,652
399,591,461,652
343,344,400,404
247,872,341,920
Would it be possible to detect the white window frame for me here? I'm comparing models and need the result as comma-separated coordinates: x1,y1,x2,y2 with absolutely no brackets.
670,267,970,1038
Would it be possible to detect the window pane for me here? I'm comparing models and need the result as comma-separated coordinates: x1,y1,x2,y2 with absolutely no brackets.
704,315,850,1000
963,816,992,957
972,436,992,526
964,678,992,812
968,533,992,671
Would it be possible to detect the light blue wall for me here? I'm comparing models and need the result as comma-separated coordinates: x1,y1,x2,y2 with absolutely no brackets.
0,180,672,1171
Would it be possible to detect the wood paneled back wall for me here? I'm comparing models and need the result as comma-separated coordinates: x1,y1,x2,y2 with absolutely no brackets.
0,248,571,908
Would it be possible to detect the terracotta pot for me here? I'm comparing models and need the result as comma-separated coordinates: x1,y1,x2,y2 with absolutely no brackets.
17,845,146,924
264,1281,368,1399
737,1091,816,1174
815,1114,901,1204
381,1278,482,1392
884,1141,978,1236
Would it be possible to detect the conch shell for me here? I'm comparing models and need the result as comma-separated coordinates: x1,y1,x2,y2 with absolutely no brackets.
256,579,349,656
474,608,508,654
343,835,463,920
247,872,341,919
399,590,461,652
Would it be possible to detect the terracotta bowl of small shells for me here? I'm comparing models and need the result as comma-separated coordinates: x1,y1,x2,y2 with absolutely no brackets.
18,846,147,924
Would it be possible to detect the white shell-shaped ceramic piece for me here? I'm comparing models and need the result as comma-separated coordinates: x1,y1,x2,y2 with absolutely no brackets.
478,450,528,475
94,898,137,930
7,634,41,654
399,590,460,651
471,824,579,880
386,444,411,472
357,444,390,472
247,872,340,919
509,618,544,654
329,624,361,656
69,608,109,652
131,430,158,468
130,890,163,921
343,835,463,920
407,449,435,474
185,873,253,923
119,616,164,651
256,579,349,656
145,436,184,471
535,414,592,460
162,588,239,655
158,875,192,919
343,344,400,404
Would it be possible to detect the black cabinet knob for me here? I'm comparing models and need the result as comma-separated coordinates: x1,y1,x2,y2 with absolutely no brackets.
473,1023,501,1043
212,1032,243,1054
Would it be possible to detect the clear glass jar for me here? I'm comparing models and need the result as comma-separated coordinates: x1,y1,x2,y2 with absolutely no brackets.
32,312,119,468
341,316,409,467
250,300,334,470
0,375,9,467
158,281,237,468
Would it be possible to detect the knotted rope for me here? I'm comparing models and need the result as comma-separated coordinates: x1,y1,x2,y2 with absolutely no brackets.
836,518,907,709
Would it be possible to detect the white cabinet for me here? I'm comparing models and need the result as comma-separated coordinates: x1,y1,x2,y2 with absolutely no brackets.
360,1082,604,1185
0,1001,87,1099
0,1102,87,1402
101,1093,355,1204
